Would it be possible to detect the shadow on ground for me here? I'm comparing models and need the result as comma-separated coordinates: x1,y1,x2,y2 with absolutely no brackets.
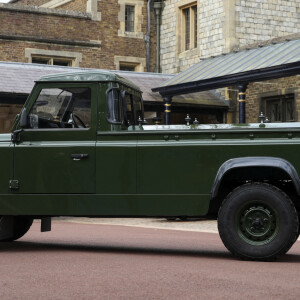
0,240,234,260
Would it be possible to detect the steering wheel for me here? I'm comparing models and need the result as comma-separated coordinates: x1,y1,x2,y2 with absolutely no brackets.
70,113,87,128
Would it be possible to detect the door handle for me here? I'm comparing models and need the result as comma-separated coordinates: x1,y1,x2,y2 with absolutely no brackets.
71,154,89,160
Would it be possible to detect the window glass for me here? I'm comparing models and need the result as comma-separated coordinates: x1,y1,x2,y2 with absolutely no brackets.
120,64,136,72
133,95,143,122
53,60,71,67
262,94,295,122
184,8,190,51
32,57,50,65
106,89,123,124
125,93,134,125
125,5,135,32
29,87,91,129
124,93,143,125
180,3,197,52
193,6,197,48
31,56,73,67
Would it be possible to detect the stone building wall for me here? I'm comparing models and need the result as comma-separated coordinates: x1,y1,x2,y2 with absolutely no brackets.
236,0,300,47
160,0,226,74
160,0,228,74
198,0,224,58
160,0,300,74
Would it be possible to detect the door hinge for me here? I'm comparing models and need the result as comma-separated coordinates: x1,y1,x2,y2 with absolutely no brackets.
9,180,20,190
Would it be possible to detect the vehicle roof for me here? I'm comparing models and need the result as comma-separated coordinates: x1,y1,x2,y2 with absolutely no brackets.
37,70,142,92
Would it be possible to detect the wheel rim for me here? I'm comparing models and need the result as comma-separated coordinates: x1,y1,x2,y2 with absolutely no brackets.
236,201,280,245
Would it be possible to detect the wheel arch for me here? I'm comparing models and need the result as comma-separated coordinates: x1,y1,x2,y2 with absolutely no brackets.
209,157,300,215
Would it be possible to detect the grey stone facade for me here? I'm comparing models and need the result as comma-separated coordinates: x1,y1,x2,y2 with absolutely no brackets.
160,0,300,74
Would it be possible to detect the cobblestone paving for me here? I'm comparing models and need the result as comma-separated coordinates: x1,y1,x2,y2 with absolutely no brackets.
55,217,218,233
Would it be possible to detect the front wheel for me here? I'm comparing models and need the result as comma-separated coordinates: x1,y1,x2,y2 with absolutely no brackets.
218,183,299,261
0,216,33,241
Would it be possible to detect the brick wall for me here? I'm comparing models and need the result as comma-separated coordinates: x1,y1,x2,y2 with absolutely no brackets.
246,76,300,123
17,0,49,6
60,0,86,13
0,104,23,133
0,2,156,71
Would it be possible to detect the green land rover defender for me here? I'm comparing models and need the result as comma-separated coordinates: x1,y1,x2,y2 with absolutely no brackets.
1,70,300,261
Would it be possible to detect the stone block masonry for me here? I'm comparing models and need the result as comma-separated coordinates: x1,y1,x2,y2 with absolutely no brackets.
235,0,300,47
160,0,300,74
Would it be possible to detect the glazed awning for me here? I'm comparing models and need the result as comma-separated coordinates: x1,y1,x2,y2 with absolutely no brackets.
152,38,300,97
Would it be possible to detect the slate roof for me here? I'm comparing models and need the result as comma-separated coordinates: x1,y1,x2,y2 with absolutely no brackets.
153,38,300,96
0,61,228,108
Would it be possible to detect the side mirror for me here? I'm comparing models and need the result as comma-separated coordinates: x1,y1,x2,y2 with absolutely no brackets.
19,108,27,128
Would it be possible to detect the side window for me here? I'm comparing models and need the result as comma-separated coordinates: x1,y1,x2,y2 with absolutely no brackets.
29,87,91,129
123,92,144,126
125,93,135,125
133,95,143,122
106,88,123,124
106,88,144,126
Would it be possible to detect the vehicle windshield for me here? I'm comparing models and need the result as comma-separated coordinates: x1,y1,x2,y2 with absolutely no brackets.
29,87,91,129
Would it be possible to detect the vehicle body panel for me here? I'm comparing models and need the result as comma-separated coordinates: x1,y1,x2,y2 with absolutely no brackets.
2,71,300,219
1,128,300,216
0,135,12,195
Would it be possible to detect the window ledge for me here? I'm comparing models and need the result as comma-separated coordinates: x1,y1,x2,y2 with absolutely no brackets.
178,47,199,58
118,30,144,39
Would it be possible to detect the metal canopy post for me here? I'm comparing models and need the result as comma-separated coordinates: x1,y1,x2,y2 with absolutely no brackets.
163,95,172,125
238,83,248,124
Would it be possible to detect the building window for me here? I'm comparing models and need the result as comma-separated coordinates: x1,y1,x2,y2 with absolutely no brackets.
114,55,146,72
25,48,82,67
32,56,73,67
125,5,135,32
119,63,137,71
118,0,144,39
261,94,295,122
181,3,197,51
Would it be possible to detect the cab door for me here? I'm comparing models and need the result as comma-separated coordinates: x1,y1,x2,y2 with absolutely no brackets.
13,83,97,194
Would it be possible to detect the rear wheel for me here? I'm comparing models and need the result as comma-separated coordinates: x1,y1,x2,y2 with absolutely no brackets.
218,183,299,261
0,216,33,241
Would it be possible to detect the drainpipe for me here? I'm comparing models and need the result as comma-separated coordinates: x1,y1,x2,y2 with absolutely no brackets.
146,0,152,72
153,1,163,73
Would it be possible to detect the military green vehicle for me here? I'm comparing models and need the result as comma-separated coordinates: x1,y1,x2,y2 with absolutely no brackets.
1,70,299,261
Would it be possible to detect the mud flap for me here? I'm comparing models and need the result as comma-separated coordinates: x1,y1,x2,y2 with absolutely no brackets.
41,217,51,232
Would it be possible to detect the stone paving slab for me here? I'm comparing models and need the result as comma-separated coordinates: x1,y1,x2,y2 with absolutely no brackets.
54,217,218,233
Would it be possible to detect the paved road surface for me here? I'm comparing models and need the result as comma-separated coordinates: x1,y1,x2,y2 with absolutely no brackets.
1,220,300,299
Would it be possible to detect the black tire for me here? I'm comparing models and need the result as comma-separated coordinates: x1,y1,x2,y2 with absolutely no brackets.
0,216,33,242
218,183,299,261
